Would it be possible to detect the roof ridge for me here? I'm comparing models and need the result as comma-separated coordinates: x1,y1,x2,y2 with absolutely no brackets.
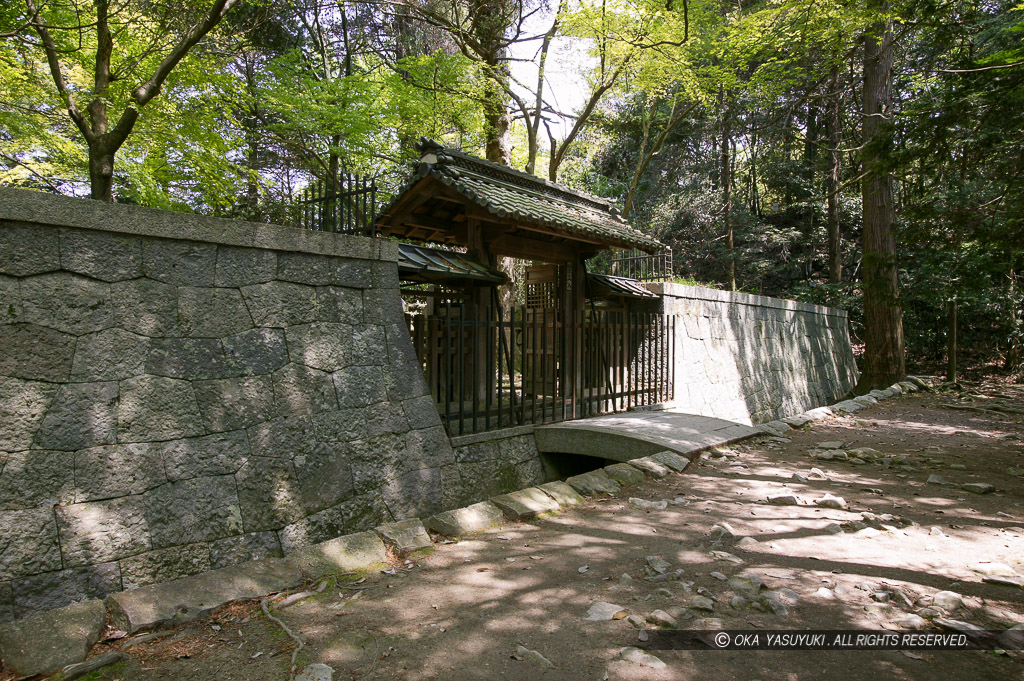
416,138,619,215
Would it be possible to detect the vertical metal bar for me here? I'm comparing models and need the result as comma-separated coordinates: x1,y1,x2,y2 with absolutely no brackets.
471,304,479,434
444,300,451,432
618,311,625,411
651,314,657,404
332,171,338,232
557,308,564,423
458,302,465,435
671,316,676,401
659,315,665,403
648,314,654,405
317,178,323,231
585,308,589,416
370,181,377,236
539,307,546,423
622,311,630,409
659,315,667,403
612,311,618,411
601,312,609,412
520,306,527,426
590,310,597,416
497,307,504,428
344,173,350,233
573,309,580,420
592,310,599,414
485,303,493,431
531,308,538,425
358,173,363,234
593,309,598,415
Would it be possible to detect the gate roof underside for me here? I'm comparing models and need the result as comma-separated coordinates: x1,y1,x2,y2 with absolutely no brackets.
377,138,663,261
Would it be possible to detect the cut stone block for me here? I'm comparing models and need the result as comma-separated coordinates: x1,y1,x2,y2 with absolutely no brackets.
604,463,646,487
832,400,863,414
648,451,691,472
424,501,505,537
539,480,584,508
374,519,432,553
781,413,814,428
565,469,621,496
490,487,560,521
119,542,212,590
756,420,791,437
803,406,833,421
1,508,63,579
626,457,672,479
286,530,387,579
10,563,122,618
107,557,302,634
0,598,105,676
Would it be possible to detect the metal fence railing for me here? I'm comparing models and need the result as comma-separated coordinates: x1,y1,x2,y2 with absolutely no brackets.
609,248,673,282
292,171,377,236
409,304,675,435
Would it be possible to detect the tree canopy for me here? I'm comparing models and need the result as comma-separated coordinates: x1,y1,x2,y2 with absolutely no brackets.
2,0,1022,380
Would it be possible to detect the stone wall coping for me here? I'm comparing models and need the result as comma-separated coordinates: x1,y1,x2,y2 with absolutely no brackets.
648,281,847,318
0,186,398,262
449,424,535,447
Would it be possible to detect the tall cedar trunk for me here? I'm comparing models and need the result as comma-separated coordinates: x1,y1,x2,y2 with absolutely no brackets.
804,103,818,278
857,13,906,391
1007,268,1021,373
826,65,842,283
242,58,259,217
719,87,735,291
483,59,512,165
947,298,957,382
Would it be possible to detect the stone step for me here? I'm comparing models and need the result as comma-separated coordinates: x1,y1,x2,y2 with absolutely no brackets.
424,501,504,537
0,599,105,677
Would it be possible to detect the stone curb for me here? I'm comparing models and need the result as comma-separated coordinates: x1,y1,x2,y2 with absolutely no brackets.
374,519,433,553
0,529,389,674
0,599,105,677
753,378,927,431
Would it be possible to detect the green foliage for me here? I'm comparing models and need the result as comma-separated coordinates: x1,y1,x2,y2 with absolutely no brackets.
2,0,1022,375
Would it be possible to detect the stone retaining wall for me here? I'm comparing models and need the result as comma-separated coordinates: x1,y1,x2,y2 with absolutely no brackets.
650,282,858,424
0,188,468,621
448,426,548,503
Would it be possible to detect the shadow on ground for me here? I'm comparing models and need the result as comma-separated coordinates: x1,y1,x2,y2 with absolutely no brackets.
66,390,1024,681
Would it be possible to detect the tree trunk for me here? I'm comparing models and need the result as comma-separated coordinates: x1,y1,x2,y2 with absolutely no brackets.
719,86,735,291
1008,268,1022,375
88,142,115,201
946,298,957,383
483,63,511,165
804,103,818,277
826,65,842,284
856,12,906,392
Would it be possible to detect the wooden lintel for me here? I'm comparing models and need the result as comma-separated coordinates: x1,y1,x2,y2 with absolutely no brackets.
488,233,578,263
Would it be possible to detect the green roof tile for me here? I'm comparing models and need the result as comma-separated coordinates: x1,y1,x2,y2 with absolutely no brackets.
384,139,664,253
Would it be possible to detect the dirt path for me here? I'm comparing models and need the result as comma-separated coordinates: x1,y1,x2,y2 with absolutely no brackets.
72,388,1024,681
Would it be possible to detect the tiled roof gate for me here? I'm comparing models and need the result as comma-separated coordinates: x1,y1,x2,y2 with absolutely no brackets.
377,138,664,256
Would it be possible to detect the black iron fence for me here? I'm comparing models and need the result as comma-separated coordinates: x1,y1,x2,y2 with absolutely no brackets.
409,304,675,435
610,248,673,282
292,171,377,236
